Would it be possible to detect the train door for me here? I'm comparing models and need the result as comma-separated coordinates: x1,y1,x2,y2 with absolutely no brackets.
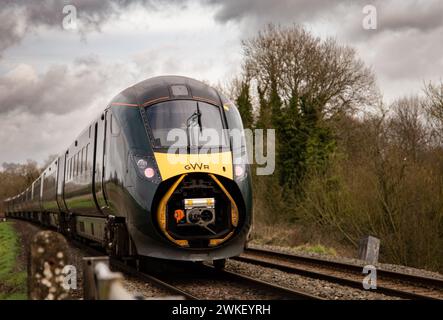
56,154,68,212
94,112,109,211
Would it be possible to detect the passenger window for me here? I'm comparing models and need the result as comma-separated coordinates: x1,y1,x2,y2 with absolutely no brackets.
76,153,79,177
85,144,89,171
80,148,84,175
68,159,71,181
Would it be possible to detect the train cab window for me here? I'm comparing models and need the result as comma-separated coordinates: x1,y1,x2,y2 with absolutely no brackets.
145,100,228,149
111,114,121,136
222,98,249,163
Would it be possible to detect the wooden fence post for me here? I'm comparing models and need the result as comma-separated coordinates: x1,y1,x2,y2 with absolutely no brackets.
28,231,71,300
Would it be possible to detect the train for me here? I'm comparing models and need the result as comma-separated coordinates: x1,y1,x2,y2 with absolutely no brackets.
3,76,252,269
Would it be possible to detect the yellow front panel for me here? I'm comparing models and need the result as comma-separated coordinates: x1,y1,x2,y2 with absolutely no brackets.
154,151,233,180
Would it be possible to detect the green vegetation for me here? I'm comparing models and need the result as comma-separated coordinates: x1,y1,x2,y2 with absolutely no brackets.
0,222,27,300
295,244,337,256
230,24,443,272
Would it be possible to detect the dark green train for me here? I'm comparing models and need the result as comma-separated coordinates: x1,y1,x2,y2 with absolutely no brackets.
4,76,252,268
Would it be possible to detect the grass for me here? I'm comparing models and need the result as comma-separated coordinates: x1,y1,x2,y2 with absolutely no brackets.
249,221,343,257
294,244,337,256
0,222,27,300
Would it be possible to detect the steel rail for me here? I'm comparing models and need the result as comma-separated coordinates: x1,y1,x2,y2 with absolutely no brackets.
233,247,443,300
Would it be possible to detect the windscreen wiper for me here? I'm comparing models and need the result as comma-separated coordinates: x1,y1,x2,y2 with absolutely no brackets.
186,102,202,151
196,101,202,131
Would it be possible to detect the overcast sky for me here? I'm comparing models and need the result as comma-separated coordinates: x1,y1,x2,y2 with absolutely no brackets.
1,0,443,165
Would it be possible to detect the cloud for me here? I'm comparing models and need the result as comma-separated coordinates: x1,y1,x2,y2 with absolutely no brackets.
203,0,443,103
208,0,345,22
0,0,175,55
3,0,443,55
0,58,130,116
0,42,236,163
0,7,27,55
0,55,141,164
204,0,443,41
377,1,443,33
0,109,86,165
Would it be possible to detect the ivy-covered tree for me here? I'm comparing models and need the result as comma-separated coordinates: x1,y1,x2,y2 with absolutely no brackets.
242,24,376,192
235,80,254,129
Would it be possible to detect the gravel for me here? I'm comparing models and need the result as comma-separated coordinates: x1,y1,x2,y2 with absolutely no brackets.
225,259,399,300
120,274,177,299
9,219,441,300
248,243,443,281
166,276,281,300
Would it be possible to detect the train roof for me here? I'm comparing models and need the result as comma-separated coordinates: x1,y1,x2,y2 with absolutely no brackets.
110,75,223,108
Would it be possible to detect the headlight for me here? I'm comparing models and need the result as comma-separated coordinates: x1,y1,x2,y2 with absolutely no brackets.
133,155,160,182
144,167,155,179
233,147,248,181
234,164,245,178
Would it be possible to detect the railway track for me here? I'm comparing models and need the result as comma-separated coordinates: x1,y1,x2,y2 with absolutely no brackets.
232,247,443,300
73,241,322,300
147,261,324,300
70,241,199,299
13,219,442,300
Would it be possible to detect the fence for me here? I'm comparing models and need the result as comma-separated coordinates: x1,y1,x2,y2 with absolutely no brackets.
83,256,137,300
28,230,182,300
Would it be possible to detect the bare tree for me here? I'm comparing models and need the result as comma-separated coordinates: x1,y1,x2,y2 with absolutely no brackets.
242,24,378,118
42,154,58,168
423,81,443,143
0,160,41,212
424,81,443,121
389,96,429,162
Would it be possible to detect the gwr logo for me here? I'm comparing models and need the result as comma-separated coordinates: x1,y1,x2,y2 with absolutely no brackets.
184,163,210,171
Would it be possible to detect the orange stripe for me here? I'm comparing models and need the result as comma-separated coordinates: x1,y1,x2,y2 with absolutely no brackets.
143,96,220,107
110,102,139,107
193,96,219,106
142,96,170,107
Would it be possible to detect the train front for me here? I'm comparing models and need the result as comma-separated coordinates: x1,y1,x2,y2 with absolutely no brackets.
114,77,252,262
